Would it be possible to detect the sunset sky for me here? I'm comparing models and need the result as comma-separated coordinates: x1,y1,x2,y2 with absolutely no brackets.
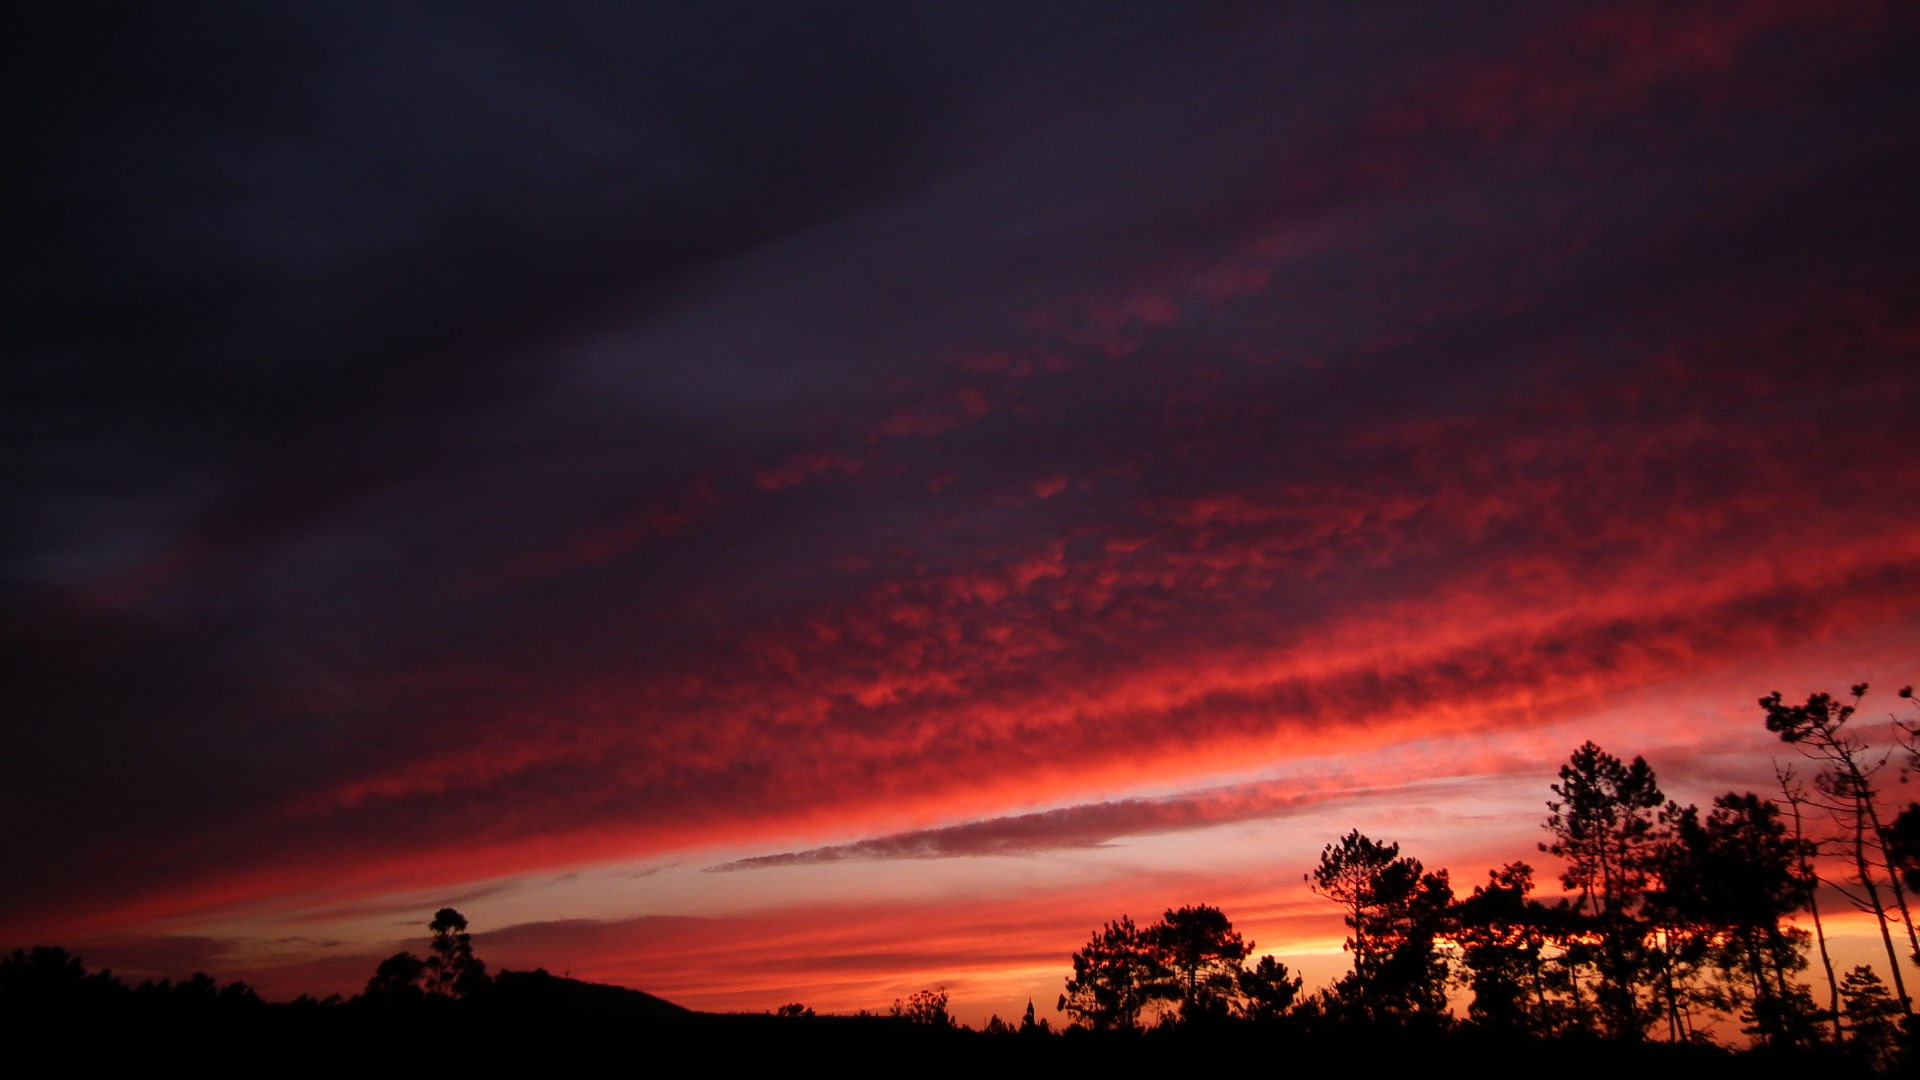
7,1,1920,1026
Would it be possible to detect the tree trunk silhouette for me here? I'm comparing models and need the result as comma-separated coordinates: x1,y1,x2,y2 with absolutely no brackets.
1779,769,1843,1044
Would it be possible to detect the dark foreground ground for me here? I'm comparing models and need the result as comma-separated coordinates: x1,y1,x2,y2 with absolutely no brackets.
0,970,1898,1078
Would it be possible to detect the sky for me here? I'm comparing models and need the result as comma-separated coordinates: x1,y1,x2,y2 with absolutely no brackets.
6,0,1920,1026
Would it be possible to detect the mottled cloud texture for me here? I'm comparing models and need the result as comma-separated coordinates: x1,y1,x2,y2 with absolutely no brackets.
5,0,1920,1010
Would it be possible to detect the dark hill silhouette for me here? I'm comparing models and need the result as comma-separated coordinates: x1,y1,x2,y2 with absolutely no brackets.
0,947,1875,1078
485,967,691,1022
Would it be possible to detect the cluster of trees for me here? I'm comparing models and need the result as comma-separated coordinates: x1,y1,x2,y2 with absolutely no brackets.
1057,684,1920,1069
1057,906,1302,1029
0,945,267,1016
361,907,491,1005
807,987,1051,1036
1,907,495,1021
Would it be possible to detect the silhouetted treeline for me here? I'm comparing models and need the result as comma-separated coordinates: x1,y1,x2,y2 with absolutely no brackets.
0,944,267,1016
8,686,1920,1077
0,938,1829,1078
1052,684,1920,1074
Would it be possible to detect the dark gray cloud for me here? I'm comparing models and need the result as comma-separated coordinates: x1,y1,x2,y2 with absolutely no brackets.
705,778,1480,870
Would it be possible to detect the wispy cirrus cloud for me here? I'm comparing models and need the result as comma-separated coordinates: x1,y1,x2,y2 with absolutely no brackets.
706,789,1308,871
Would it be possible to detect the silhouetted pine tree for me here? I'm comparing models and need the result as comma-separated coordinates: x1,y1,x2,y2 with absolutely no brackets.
1059,917,1167,1030
1639,820,1720,1046
1541,742,1665,1039
1453,862,1563,1034
1235,956,1303,1023
1660,793,1823,1050
1151,905,1250,1023
1308,831,1452,1024
1840,965,1904,1067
